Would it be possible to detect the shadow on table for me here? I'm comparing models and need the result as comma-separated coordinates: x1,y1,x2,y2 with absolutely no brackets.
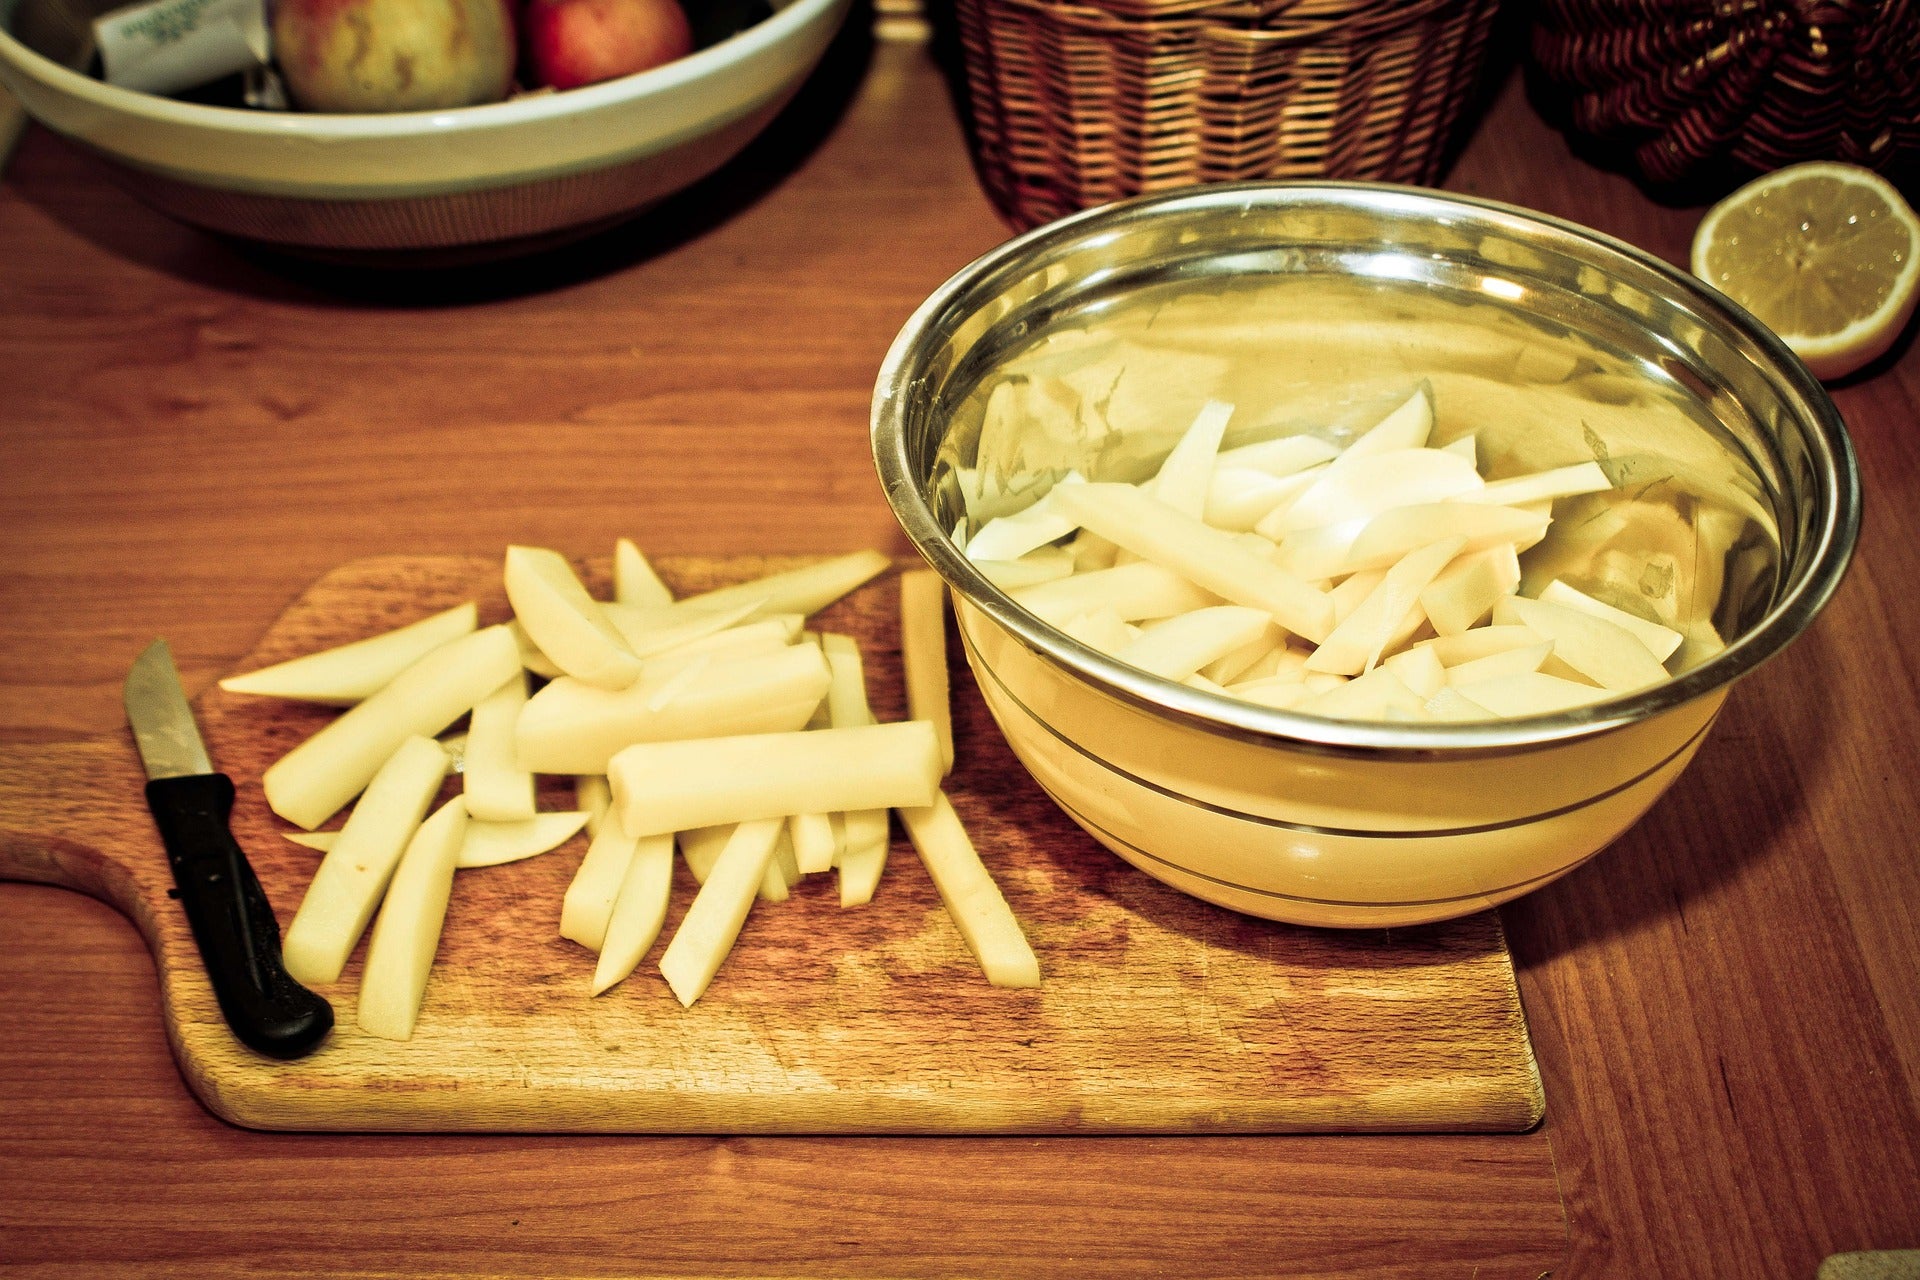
1501,599,1843,966
13,1,877,306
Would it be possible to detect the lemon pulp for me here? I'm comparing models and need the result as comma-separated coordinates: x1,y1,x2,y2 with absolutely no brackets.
1691,162,1920,379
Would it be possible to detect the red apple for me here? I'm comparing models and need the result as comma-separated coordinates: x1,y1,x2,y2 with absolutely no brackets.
273,0,518,113
522,0,693,92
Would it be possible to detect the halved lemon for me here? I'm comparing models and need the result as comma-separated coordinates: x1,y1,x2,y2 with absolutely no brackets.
1690,161,1920,380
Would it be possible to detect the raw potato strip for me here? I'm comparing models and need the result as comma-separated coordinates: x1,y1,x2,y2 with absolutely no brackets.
1445,643,1554,686
1256,449,1483,537
1236,645,1309,686
1233,678,1309,709
644,616,804,671
1423,685,1492,720
1328,570,1383,627
897,793,1040,988
1331,386,1432,462
1203,466,1323,532
284,831,337,852
1214,433,1338,477
1299,666,1426,721
900,570,954,773
658,818,785,1007
263,624,520,830
1420,544,1521,636
677,825,730,884
1062,608,1138,656
790,812,839,875
1151,400,1234,517
614,537,673,608
282,735,449,986
1306,537,1464,675
358,796,468,1042
219,603,477,705
1010,561,1218,627
1051,483,1334,643
1271,518,1372,583
645,654,715,715
972,548,1075,591
602,598,761,660
1539,579,1684,661
822,635,890,907
1382,645,1446,698
964,473,1085,562
561,809,640,952
1336,502,1550,576
1201,631,1280,685
759,828,802,902
1511,500,1556,553
1494,596,1670,691
516,644,833,774
462,670,535,822
456,812,589,869
503,545,642,690
1450,461,1612,507
1454,670,1613,716
1403,625,1546,667
590,833,675,996
619,618,808,689
676,821,795,902
609,721,943,838
1069,529,1119,572
508,619,563,679
672,550,891,620
575,774,611,837
1116,606,1272,681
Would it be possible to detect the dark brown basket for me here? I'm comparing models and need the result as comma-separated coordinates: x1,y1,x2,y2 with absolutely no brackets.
1530,0,1920,187
952,0,1506,229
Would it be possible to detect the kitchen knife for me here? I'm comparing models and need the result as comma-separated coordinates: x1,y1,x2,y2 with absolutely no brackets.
124,638,333,1059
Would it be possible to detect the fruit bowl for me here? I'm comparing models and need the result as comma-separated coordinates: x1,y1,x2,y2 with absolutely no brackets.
871,181,1861,929
0,0,848,258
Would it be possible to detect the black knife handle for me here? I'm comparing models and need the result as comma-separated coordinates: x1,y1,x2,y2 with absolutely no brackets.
144,774,333,1060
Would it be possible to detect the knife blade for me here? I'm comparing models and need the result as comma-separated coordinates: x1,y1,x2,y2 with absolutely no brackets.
124,639,333,1060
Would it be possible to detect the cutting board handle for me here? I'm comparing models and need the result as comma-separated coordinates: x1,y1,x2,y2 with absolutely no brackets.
0,735,243,1105
0,735,176,951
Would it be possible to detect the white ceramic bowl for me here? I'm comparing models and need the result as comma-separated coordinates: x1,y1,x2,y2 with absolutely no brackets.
872,182,1860,928
0,0,849,256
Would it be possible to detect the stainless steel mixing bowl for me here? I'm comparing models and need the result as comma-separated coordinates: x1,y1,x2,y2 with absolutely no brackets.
872,181,1860,928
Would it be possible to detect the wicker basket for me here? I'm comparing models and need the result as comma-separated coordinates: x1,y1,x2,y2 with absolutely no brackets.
950,0,1505,229
1531,0,1920,187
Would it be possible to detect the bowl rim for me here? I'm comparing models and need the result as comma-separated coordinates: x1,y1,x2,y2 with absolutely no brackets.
871,180,1863,759
0,0,836,137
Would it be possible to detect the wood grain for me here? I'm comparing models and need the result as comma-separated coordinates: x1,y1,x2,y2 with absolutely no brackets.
0,553,1543,1134
0,880,1567,1278
3,22,1918,1280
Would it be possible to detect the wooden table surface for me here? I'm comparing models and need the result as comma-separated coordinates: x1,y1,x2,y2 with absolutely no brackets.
3,23,1918,1280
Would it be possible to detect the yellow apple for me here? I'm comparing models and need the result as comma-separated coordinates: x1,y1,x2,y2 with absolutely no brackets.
273,0,517,114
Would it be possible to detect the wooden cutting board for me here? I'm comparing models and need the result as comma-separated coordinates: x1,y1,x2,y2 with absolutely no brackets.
0,555,1545,1134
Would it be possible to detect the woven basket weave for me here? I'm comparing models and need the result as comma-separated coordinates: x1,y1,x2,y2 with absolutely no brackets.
1531,0,1920,186
952,0,1505,229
